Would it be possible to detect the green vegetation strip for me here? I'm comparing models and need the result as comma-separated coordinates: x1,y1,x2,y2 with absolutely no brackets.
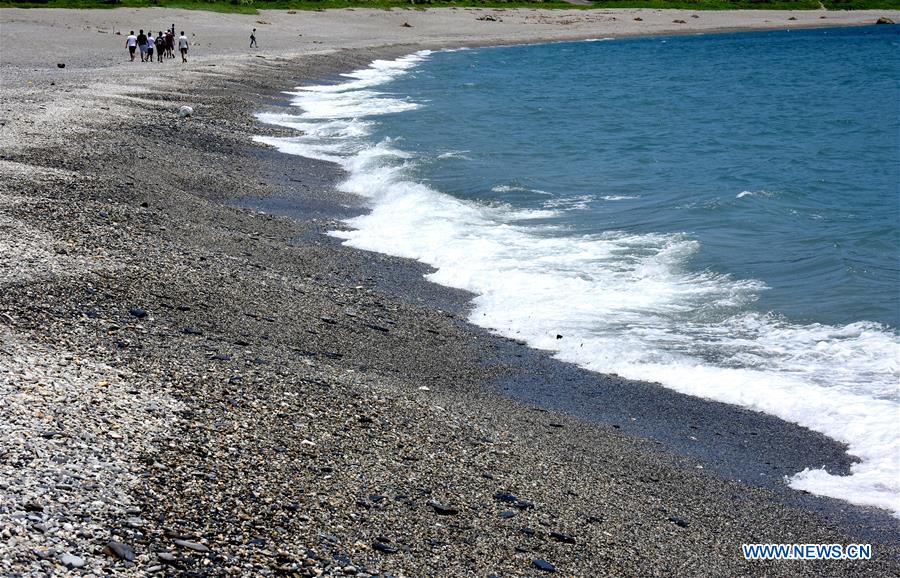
1,0,898,14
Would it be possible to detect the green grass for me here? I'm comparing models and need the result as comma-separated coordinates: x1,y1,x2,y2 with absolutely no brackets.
592,0,900,8
1,0,897,12
593,0,819,8
0,0,588,12
819,0,900,8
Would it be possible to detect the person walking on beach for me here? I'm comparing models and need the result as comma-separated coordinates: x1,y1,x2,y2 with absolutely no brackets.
165,29,175,59
125,30,137,61
178,31,189,63
250,28,257,48
136,29,148,62
145,31,155,63
155,32,166,62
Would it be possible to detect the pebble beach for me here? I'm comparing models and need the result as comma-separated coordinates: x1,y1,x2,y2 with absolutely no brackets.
2,7,899,577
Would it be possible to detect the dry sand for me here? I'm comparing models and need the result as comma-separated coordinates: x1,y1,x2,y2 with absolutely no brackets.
2,6,899,577
2,7,897,73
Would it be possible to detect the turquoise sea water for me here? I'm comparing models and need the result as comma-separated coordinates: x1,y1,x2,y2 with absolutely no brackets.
375,27,900,328
257,26,900,515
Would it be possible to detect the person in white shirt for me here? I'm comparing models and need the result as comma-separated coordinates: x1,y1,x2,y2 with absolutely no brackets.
125,31,137,61
178,32,189,63
145,32,155,63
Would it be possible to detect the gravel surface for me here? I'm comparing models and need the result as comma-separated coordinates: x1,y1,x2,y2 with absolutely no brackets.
0,325,181,577
2,11,899,577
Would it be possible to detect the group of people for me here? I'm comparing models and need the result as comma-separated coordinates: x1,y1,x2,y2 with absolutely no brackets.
126,27,189,63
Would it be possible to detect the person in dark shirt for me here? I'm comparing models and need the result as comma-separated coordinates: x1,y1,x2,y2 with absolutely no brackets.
136,29,148,62
155,32,165,62
165,30,175,59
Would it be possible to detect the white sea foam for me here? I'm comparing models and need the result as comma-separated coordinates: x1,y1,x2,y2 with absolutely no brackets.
491,185,528,193
257,52,900,517
542,195,594,211
737,190,777,199
299,51,434,94
437,150,471,160
491,184,552,195
601,195,641,201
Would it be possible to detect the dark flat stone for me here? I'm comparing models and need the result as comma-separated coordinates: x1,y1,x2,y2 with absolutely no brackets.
107,541,135,561
373,541,397,554
549,531,576,544
669,516,689,528
172,539,210,552
427,500,459,516
157,552,178,564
